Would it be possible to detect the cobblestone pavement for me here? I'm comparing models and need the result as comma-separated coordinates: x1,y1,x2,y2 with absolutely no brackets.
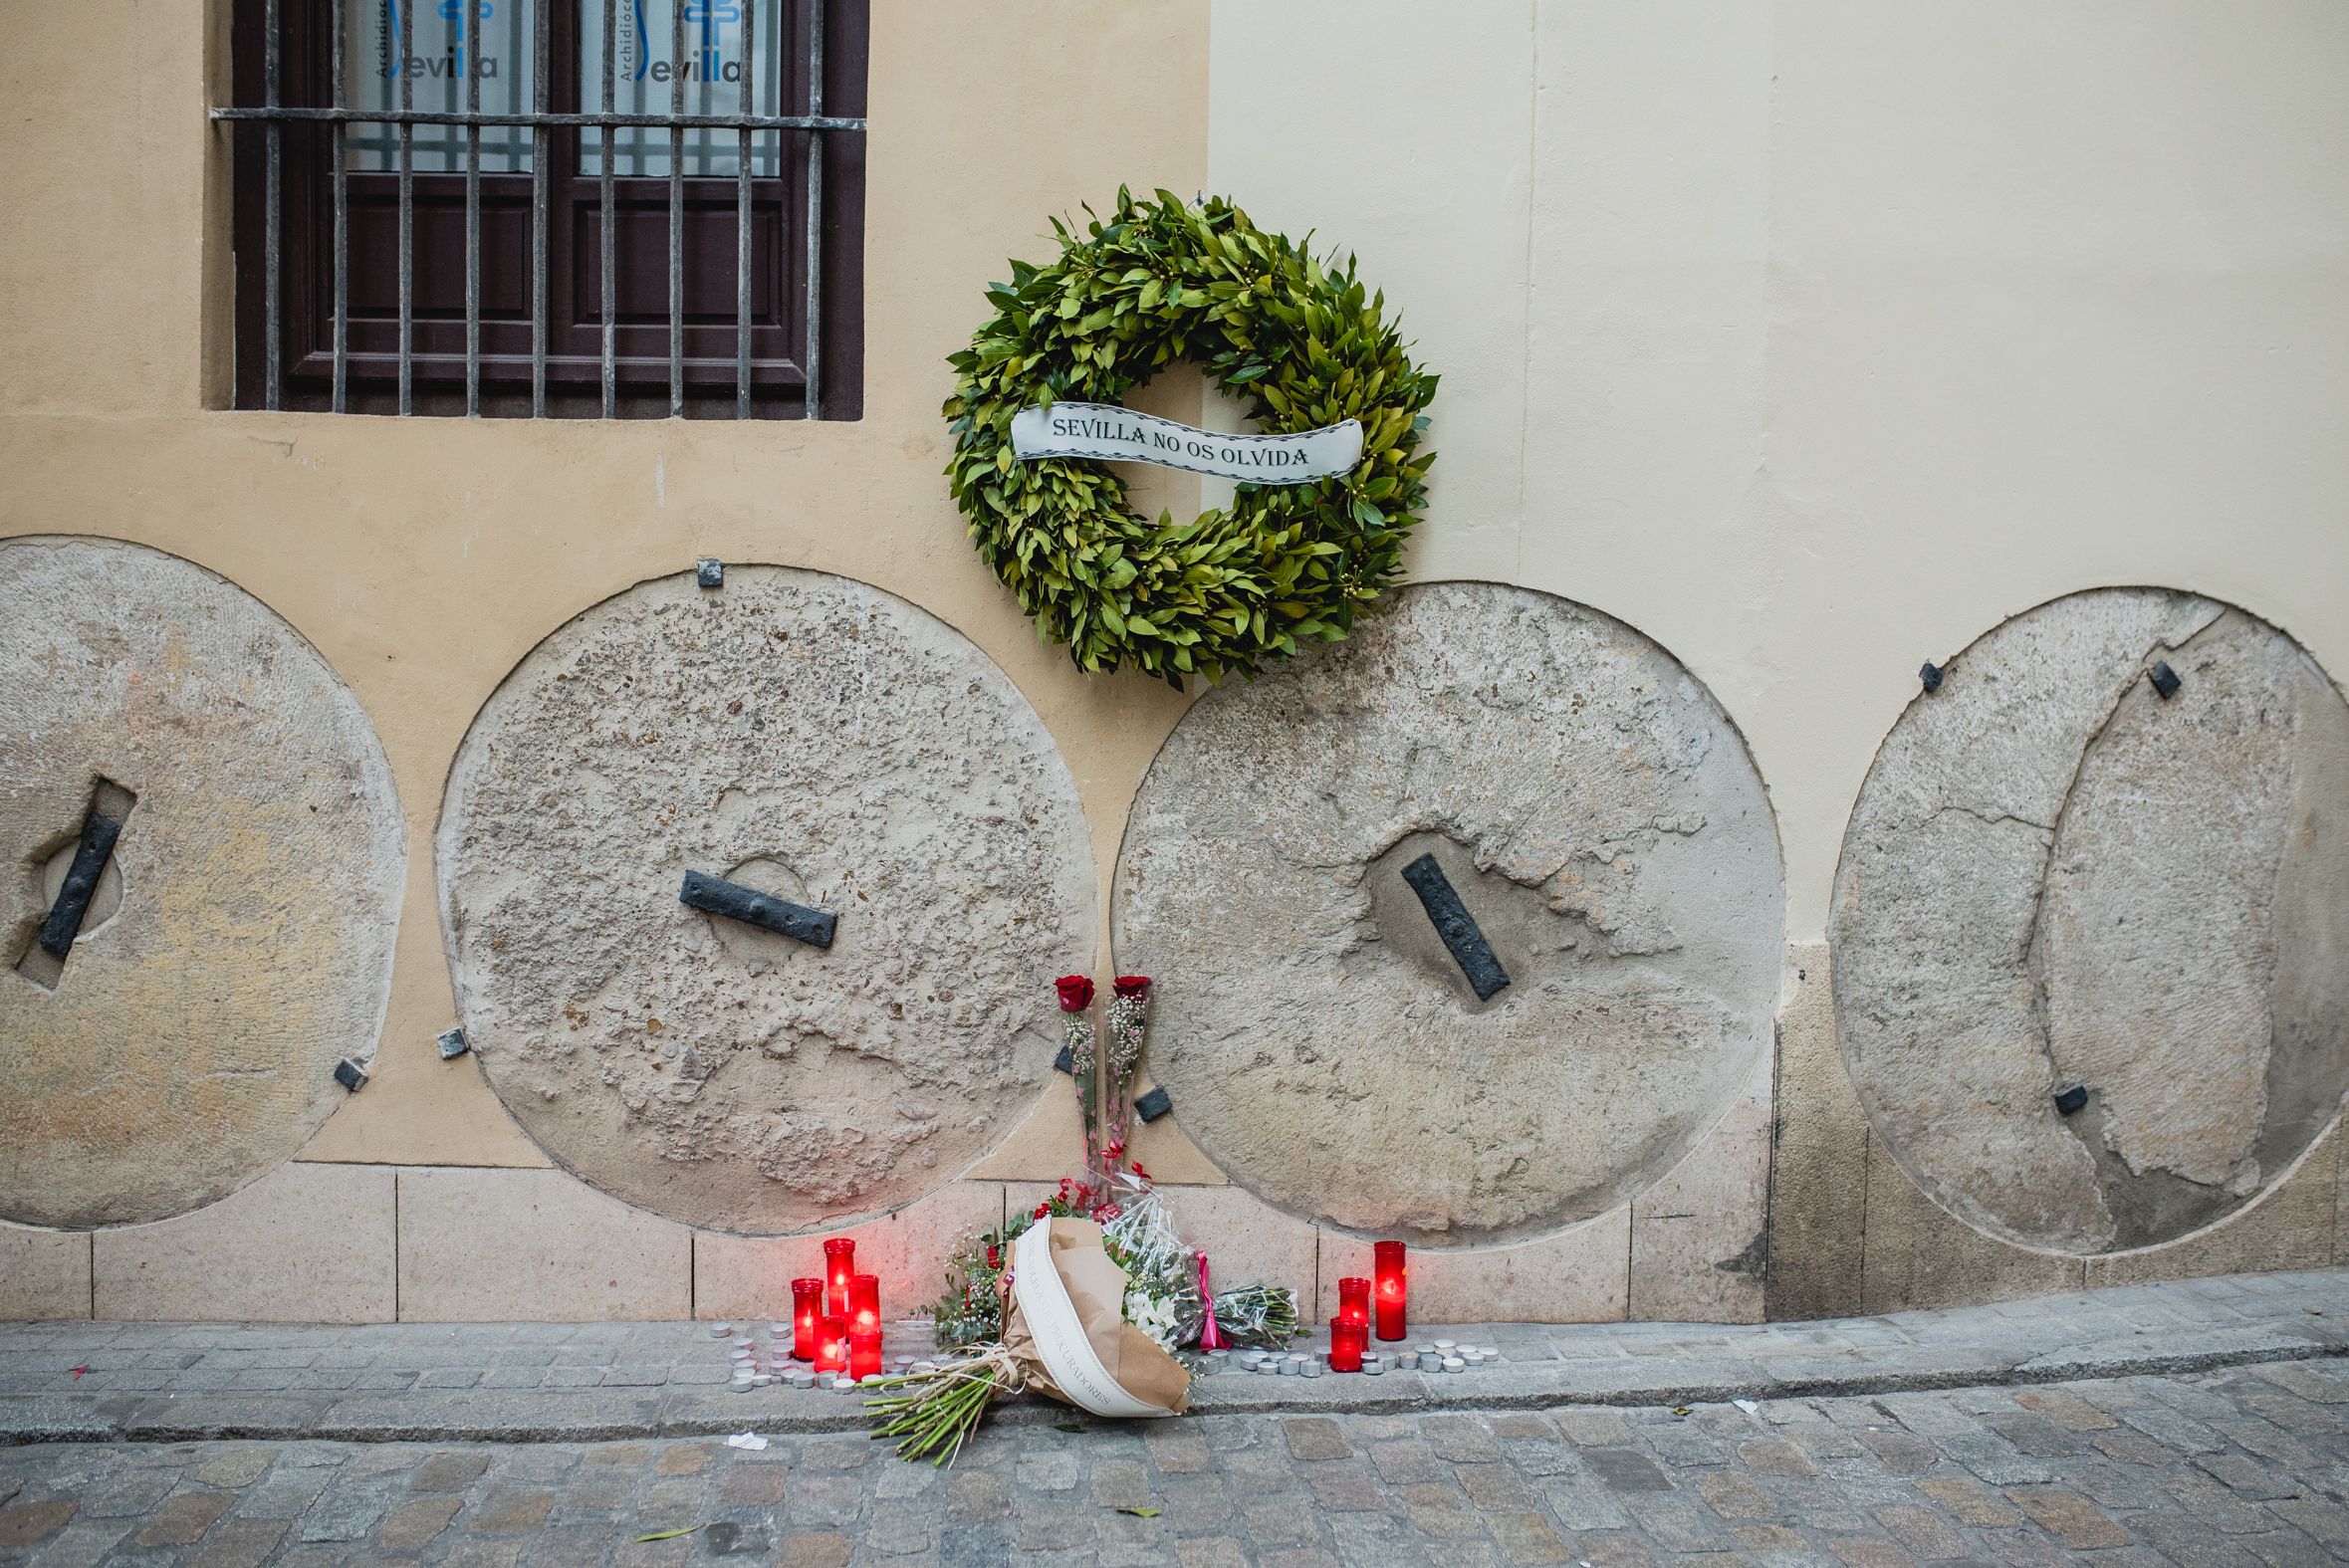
7,1271,2349,1444
10,1356,2349,1565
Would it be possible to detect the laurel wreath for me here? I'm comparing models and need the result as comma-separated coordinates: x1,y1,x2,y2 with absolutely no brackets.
944,189,1438,687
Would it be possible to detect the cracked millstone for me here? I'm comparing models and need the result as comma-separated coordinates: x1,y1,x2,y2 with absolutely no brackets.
1831,588,2349,1253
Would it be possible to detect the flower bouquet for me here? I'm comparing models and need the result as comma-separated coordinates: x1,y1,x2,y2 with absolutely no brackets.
873,1172,1299,1462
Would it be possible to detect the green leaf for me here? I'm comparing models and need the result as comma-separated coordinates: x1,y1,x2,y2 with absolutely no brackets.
940,188,1436,688
1118,1507,1162,1518
634,1525,701,1541
1054,1422,1087,1433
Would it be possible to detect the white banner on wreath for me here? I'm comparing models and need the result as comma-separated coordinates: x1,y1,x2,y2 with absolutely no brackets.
1011,402,1362,487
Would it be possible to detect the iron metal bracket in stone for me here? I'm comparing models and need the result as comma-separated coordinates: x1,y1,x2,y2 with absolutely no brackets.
1135,1085,1173,1123
436,1027,471,1060
333,1058,368,1092
34,781,134,962
1920,661,1946,694
1399,853,1512,1002
679,870,837,949
696,559,725,589
2054,1083,2089,1116
2149,661,2182,700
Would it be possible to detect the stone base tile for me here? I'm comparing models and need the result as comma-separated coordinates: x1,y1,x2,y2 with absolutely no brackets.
693,1182,1006,1322
0,1222,91,1320
1764,944,1869,1321
1630,1043,1771,1324
964,1083,1230,1186
1117,1074,1233,1187
1149,1184,1315,1310
92,1163,393,1323
397,1168,689,1322
2090,1125,2339,1288
1860,1141,2086,1314
1319,1209,1630,1326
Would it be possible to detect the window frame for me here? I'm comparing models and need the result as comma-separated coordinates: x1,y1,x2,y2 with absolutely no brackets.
227,0,866,419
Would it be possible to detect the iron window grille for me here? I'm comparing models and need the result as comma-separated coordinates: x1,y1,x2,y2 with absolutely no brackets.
218,0,867,418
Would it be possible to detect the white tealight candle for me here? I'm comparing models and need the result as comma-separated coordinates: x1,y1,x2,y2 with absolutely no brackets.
708,1323,734,1339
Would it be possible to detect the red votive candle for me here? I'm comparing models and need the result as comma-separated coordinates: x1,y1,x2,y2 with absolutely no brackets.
1373,1240,1407,1341
815,1313,848,1374
848,1327,883,1381
791,1277,824,1361
1336,1276,1370,1326
1328,1317,1367,1373
823,1237,855,1314
849,1272,881,1333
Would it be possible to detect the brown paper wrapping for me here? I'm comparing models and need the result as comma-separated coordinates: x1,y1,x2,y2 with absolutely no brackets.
1000,1218,1191,1417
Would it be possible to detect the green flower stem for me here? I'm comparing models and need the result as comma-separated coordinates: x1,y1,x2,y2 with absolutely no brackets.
867,1356,1012,1465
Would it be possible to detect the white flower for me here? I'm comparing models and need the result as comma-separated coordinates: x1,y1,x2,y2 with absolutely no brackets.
1124,1287,1180,1350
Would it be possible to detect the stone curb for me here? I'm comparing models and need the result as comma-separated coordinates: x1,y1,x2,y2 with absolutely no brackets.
2,1327,2336,1446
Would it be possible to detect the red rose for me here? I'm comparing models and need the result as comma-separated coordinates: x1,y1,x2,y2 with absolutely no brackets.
1055,976,1095,1011
1113,976,1151,1000
1033,1202,1052,1219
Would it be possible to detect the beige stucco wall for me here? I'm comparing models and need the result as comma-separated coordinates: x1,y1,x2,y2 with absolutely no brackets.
1210,0,2349,939
1206,0,2349,1313
5,0,2349,1321
0,0,1209,1180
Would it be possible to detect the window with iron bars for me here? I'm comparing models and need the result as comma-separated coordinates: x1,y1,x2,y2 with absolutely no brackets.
221,0,867,418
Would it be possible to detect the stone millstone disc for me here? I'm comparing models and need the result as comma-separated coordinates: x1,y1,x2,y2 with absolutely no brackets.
0,537,405,1229
1831,588,2349,1254
1112,582,1784,1247
438,568,1093,1233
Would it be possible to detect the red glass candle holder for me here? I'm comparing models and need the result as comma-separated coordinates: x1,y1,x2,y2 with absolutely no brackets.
849,1272,881,1333
1373,1240,1407,1341
848,1327,882,1381
814,1313,848,1374
1328,1317,1367,1373
1336,1275,1370,1327
790,1277,824,1361
823,1238,855,1314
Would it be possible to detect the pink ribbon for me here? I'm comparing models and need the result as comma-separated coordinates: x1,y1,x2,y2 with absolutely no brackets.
1196,1251,1225,1351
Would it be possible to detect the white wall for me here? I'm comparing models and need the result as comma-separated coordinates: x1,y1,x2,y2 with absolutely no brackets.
1210,0,2349,936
